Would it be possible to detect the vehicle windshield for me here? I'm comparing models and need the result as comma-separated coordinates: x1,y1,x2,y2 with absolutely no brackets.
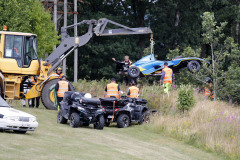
4,35,23,67
24,36,38,67
0,97,10,107
4,35,38,67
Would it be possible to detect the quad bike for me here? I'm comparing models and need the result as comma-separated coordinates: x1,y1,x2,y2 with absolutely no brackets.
99,96,151,128
57,91,104,130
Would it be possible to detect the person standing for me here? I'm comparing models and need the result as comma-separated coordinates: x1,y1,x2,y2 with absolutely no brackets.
30,76,40,108
112,55,132,84
160,62,174,95
127,80,139,98
55,76,71,106
22,77,32,107
204,77,214,100
55,67,64,78
104,78,121,99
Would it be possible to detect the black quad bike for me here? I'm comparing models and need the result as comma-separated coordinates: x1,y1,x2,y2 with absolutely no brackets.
57,92,105,130
99,97,150,128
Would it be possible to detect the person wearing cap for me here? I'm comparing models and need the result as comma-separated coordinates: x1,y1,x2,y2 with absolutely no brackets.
160,62,174,95
55,75,71,106
127,80,139,98
104,78,121,99
55,67,64,78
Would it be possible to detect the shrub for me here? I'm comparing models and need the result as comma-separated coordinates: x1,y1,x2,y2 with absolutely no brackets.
177,85,195,113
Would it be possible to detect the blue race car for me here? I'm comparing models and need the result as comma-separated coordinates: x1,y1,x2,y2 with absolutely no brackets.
121,54,204,78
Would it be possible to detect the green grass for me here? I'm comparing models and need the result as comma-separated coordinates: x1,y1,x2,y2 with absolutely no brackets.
74,79,240,159
0,104,223,160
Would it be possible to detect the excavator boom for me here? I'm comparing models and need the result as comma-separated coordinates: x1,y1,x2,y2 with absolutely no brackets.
45,18,152,74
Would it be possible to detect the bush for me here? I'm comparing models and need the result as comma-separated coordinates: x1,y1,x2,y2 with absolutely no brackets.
177,85,195,113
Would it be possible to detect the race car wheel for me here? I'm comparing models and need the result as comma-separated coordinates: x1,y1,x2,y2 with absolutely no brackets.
128,66,140,78
94,115,105,130
187,60,201,73
41,78,75,110
70,112,80,128
117,114,130,128
57,110,68,124
138,111,150,125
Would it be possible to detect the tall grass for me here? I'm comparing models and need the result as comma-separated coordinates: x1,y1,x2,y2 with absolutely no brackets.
73,79,240,159
73,79,176,114
149,92,240,159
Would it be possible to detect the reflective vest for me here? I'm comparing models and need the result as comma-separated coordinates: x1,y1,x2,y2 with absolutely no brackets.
204,87,211,97
55,73,64,78
128,86,139,98
205,84,214,99
57,81,69,97
13,47,20,56
163,68,173,84
106,82,119,99
30,76,36,87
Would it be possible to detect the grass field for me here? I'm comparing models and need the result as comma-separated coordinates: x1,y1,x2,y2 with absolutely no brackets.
0,104,223,160
74,80,240,159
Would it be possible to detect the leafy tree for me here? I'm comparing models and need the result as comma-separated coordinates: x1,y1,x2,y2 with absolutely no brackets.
0,0,59,57
168,12,240,103
177,85,195,113
201,12,229,100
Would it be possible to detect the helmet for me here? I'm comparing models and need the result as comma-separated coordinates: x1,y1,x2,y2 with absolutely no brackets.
60,75,67,80
205,77,212,83
84,93,92,98
57,67,62,71
111,78,116,82
130,80,136,85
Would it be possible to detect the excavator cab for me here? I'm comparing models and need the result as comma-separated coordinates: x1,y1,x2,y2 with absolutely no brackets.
0,29,40,75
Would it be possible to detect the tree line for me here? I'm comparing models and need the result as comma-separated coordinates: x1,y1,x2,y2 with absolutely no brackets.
0,0,239,103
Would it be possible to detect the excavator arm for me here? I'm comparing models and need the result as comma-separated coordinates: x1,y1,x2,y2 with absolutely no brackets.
45,18,153,74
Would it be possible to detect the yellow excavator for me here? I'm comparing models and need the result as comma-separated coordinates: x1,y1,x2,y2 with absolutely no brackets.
0,18,152,109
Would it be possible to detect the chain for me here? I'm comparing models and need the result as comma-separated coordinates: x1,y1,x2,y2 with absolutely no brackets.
150,34,154,54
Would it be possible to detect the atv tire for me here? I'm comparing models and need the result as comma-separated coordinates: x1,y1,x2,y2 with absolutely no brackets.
117,114,130,128
57,110,68,124
70,112,80,128
41,78,75,110
128,66,140,78
139,111,150,125
94,115,104,130
187,60,201,73
105,121,110,127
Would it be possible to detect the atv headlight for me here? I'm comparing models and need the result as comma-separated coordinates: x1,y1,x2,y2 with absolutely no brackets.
77,106,84,111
